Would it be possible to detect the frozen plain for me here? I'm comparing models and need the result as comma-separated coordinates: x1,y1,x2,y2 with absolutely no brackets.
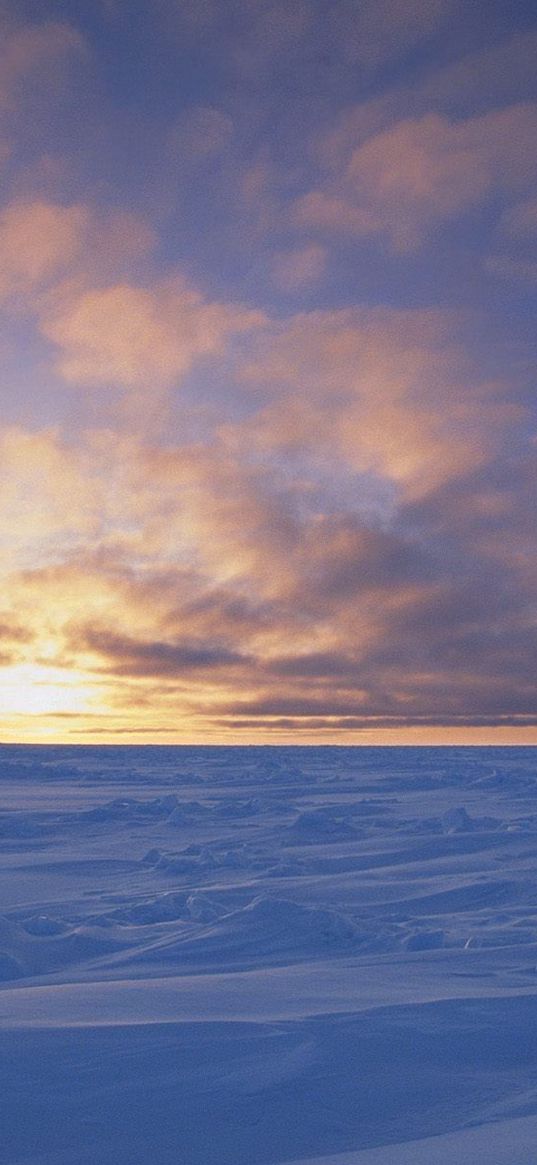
2,745,537,1165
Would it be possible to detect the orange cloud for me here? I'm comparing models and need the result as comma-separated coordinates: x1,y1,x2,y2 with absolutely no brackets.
0,410,533,740
0,427,99,570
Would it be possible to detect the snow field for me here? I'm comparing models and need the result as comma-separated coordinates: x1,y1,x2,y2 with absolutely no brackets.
1,745,537,1163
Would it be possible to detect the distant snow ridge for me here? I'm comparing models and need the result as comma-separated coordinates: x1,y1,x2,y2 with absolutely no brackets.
83,794,180,822
100,890,225,926
143,842,278,875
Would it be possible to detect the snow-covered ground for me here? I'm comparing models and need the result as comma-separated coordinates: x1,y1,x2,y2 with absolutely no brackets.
2,745,537,1164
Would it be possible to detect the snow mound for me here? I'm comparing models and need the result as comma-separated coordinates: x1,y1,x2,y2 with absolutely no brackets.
0,951,24,980
22,915,70,936
166,801,208,826
0,912,130,980
114,894,361,971
442,807,476,833
144,842,274,875
212,798,262,818
403,929,445,951
170,896,357,963
105,892,188,925
229,896,358,944
185,894,223,923
285,809,359,844
0,813,42,838
96,890,226,928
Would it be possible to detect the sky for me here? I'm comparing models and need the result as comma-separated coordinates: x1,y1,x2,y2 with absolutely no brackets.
0,0,536,745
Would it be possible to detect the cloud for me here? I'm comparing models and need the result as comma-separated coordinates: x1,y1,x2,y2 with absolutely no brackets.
294,192,379,238
0,15,86,198
41,280,262,394
0,201,88,300
1,411,533,732
309,29,537,190
485,255,537,283
168,105,234,161
135,439,302,593
0,427,100,569
160,0,457,81
499,198,537,239
212,714,537,732
421,29,537,112
486,196,537,284
0,6,534,741
0,614,34,667
237,305,520,499
271,243,327,291
0,18,84,109
0,199,155,302
71,626,249,677
0,199,262,409
300,103,537,251
289,516,432,609
328,0,457,70
0,265,532,731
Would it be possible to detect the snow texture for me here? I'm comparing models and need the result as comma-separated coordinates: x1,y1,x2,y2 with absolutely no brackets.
1,744,537,1163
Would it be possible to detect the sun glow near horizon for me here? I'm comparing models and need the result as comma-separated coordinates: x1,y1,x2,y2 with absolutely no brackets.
0,663,102,718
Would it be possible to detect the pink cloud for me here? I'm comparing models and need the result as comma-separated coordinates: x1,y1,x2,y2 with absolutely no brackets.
485,255,537,283
294,192,379,238
0,199,261,406
301,103,537,251
168,105,234,161
331,0,456,69
0,201,89,300
0,200,155,302
237,307,521,497
271,243,327,291
0,19,84,109
41,279,263,393
500,198,537,239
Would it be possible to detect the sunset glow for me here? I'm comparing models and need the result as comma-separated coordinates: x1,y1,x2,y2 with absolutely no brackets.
0,1,536,744
0,665,98,718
